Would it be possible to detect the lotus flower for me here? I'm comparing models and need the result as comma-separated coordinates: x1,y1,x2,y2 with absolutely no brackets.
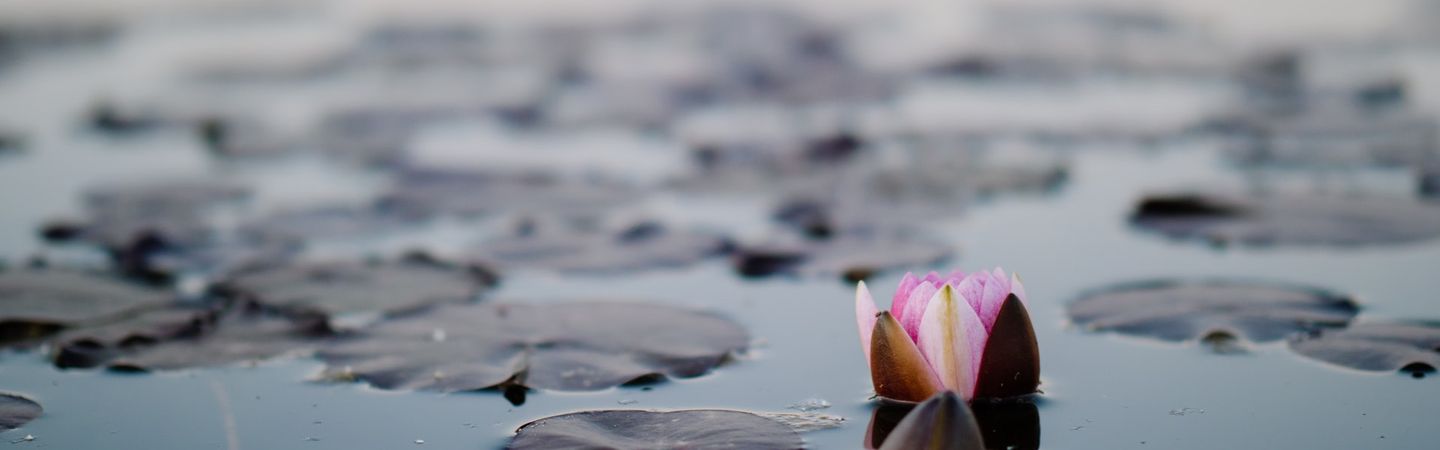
856,269,1040,402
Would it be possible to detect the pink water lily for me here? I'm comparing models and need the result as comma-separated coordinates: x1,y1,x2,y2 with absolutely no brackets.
856,269,1040,402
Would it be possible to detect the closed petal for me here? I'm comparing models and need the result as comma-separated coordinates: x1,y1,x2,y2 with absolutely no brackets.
974,294,1041,399
954,275,987,318
1010,273,1028,305
899,281,938,340
916,285,989,398
891,273,920,324
857,281,881,366
921,271,945,287
943,269,967,286
870,311,944,402
978,269,1011,332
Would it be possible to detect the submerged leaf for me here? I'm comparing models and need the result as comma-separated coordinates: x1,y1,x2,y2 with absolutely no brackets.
1068,279,1358,344
317,302,748,394
1288,321,1440,378
508,410,804,450
879,391,985,450
0,392,41,433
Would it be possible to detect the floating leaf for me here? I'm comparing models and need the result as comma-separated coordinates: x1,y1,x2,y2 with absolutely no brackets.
1068,279,1359,344
1288,321,1440,378
103,301,332,371
508,410,804,450
317,302,748,395
469,222,729,274
380,169,638,218
50,304,217,369
1130,192,1440,246
214,260,493,316
0,393,41,433
878,391,984,450
239,205,426,242
734,235,952,280
1,269,175,347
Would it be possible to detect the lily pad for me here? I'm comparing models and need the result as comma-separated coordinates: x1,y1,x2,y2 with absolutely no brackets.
213,260,493,316
238,205,427,242
1068,279,1359,344
469,222,730,274
1,269,175,346
103,301,333,371
0,393,41,433
51,304,218,369
381,169,639,219
317,302,748,394
733,234,953,280
1288,321,1440,378
508,410,803,450
1130,192,1440,246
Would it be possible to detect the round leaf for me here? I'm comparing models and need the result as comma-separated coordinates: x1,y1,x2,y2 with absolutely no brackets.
508,410,803,450
1068,279,1359,344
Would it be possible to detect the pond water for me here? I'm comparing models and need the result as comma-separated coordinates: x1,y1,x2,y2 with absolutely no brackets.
2,0,1439,449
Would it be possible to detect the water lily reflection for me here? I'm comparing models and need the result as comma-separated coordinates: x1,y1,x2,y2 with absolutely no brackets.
856,270,1040,402
865,394,1041,450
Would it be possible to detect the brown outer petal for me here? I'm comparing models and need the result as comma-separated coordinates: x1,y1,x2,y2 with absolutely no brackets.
974,294,1041,399
878,391,986,450
871,311,943,402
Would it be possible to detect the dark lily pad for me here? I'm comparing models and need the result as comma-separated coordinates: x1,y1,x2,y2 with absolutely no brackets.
82,179,249,214
238,205,427,242
508,409,804,450
878,391,985,450
1,269,175,346
1288,321,1440,378
50,304,218,369
380,169,639,218
213,260,493,316
733,234,953,280
469,222,730,274
1068,279,1359,345
103,301,333,371
0,393,41,433
316,302,748,394
1130,192,1440,246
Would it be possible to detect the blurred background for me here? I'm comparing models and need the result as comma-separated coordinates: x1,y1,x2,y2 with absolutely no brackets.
2,0,1439,448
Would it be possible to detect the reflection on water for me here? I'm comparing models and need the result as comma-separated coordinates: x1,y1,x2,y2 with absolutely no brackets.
866,398,1041,450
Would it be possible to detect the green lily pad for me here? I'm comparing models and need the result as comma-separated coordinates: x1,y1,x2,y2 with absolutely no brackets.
1130,192,1440,247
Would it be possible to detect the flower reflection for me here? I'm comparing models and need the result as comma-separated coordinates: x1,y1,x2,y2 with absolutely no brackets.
865,394,1041,450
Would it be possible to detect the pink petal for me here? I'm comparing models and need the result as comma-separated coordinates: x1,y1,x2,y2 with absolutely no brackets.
898,281,938,341
943,269,967,286
953,275,987,317
921,271,945,287
1010,272,1028,305
915,284,989,398
978,268,1012,332
890,273,920,324
856,281,880,366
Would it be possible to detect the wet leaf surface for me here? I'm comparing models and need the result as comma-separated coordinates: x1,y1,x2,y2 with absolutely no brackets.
50,304,217,369
238,205,427,242
0,392,41,433
1068,279,1359,344
0,269,175,346
469,222,730,274
317,302,748,393
103,301,333,371
1288,321,1440,378
733,234,953,280
214,260,493,316
507,409,804,450
1130,192,1440,246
